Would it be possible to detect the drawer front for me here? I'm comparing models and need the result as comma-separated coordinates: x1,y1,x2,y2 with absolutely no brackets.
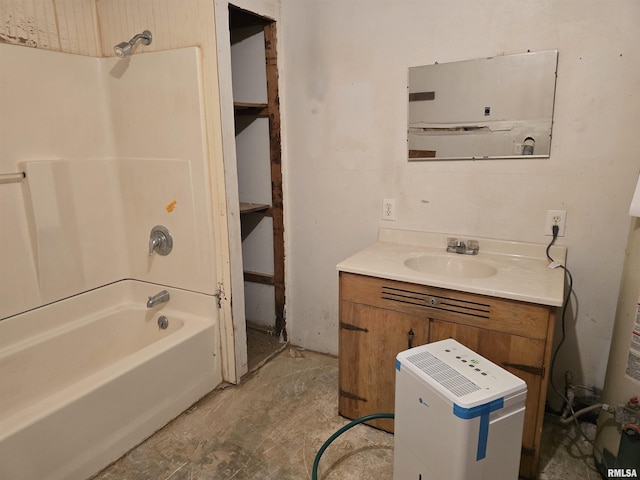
340,272,552,339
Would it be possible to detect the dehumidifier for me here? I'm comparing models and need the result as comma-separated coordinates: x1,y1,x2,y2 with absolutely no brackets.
393,339,527,480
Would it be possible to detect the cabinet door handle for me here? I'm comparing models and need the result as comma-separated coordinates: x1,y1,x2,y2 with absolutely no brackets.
408,328,415,349
340,322,368,333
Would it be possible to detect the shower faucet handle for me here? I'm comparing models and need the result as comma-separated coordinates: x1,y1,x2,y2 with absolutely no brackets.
149,225,173,256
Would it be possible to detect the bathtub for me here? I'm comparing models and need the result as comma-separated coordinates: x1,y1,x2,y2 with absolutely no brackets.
0,280,222,480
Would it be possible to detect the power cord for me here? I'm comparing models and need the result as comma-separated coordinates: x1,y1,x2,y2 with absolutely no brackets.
547,223,573,403
546,225,607,472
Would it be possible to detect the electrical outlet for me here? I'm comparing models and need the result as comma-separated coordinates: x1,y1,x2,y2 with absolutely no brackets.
544,210,567,236
382,198,396,221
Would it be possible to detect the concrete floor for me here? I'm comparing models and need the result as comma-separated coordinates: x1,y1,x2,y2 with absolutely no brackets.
92,347,600,480
246,326,286,372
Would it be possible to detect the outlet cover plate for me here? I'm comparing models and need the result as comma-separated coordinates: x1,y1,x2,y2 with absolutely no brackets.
382,198,396,221
544,210,567,236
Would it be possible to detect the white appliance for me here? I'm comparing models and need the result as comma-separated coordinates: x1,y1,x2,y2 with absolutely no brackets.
393,339,527,480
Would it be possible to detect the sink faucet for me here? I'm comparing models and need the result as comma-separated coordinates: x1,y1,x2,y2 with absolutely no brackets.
446,238,479,255
147,290,170,308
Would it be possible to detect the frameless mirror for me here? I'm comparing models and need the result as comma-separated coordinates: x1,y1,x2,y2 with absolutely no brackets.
408,50,558,160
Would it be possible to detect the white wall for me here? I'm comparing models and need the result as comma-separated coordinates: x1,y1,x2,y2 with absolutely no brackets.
0,0,101,55
280,0,640,395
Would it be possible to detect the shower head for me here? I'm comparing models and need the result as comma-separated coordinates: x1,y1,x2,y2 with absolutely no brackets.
113,41,133,58
114,30,152,58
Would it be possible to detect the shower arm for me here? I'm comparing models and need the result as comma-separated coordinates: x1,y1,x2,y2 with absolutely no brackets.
114,30,152,57
129,31,152,47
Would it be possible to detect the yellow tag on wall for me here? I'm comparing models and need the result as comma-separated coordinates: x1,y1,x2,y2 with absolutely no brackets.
165,200,177,213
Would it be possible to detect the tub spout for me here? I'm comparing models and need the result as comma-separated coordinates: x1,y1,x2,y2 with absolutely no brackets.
147,290,170,308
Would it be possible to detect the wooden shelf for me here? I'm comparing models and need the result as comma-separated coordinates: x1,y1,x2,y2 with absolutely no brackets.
408,149,436,158
234,102,269,117
243,270,274,285
240,202,270,214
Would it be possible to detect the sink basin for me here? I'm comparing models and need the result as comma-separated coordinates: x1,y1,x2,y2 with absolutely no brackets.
404,254,498,279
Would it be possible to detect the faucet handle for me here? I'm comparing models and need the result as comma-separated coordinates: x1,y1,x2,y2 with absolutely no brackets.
447,237,458,248
467,239,479,253
148,225,173,256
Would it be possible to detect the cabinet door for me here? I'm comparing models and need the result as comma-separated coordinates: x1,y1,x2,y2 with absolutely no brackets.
429,320,545,475
339,302,428,432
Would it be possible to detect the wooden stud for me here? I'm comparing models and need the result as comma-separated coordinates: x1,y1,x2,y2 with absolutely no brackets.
264,22,286,340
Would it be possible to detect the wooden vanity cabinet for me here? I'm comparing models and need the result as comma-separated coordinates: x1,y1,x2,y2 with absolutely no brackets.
338,272,556,479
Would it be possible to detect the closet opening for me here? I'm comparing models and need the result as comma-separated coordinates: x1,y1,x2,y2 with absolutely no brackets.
228,5,286,372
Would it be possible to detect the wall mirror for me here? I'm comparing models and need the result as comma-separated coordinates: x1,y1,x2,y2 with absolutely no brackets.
408,50,558,161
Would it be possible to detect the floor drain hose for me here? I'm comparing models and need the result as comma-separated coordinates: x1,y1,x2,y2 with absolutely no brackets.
312,413,394,480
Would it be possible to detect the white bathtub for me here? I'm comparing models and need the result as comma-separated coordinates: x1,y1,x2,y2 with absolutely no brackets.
0,280,222,480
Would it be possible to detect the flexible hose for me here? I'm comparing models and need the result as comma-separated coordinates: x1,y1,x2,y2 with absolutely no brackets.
559,403,604,424
312,413,394,480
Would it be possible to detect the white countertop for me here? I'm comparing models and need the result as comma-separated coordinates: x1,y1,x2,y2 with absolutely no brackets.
337,228,567,307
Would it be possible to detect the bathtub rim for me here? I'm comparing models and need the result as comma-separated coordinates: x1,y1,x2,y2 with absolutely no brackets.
0,278,218,343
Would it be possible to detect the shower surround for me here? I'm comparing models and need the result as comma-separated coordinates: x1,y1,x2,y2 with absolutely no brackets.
0,44,223,479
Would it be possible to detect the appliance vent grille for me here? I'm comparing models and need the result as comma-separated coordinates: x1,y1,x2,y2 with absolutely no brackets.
406,350,481,397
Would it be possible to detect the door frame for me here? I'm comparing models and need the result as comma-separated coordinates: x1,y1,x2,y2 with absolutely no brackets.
213,0,284,383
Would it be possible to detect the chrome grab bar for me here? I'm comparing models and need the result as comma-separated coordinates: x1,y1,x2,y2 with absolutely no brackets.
0,172,26,184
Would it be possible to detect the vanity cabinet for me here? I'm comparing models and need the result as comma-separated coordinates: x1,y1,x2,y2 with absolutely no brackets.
338,272,556,479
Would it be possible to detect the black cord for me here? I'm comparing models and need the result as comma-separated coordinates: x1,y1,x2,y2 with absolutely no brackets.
546,226,606,472
546,224,560,262
547,223,573,402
